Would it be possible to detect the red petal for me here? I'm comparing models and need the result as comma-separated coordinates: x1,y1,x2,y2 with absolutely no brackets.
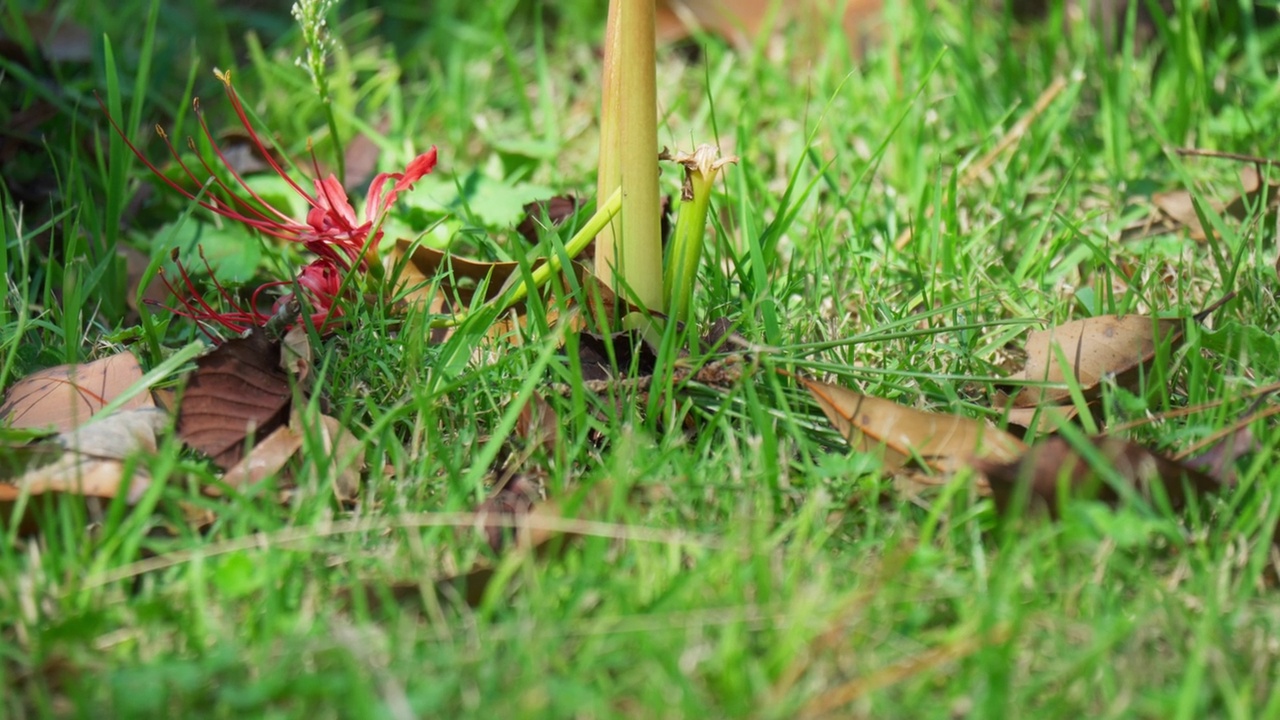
364,146,438,221
310,175,359,230
394,147,438,194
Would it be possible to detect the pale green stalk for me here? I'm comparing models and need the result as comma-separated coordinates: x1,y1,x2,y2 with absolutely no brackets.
595,0,663,312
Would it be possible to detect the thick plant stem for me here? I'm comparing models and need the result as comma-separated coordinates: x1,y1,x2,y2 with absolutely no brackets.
595,0,664,312
662,146,737,324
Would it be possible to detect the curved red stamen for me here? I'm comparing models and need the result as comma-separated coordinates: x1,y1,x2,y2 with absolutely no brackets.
152,123,307,242
215,75,321,209
193,105,308,227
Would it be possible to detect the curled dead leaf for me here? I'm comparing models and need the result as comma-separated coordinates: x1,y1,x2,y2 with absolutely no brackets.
796,375,1026,475
316,413,363,503
1127,166,1279,243
517,195,580,246
215,411,362,504
1006,295,1233,411
1003,404,1082,435
280,325,312,383
393,238,524,307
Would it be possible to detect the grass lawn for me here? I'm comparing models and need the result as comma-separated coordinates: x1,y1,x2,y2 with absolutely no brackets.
3,0,1280,716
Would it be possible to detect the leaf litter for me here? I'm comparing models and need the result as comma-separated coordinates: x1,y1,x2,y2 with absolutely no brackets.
1,351,155,433
793,373,1025,480
177,329,293,470
996,293,1234,431
1122,160,1279,243
973,435,1227,518
1,408,166,533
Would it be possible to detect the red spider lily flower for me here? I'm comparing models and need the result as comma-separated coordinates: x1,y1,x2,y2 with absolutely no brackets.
161,251,345,339
289,258,344,330
102,69,438,271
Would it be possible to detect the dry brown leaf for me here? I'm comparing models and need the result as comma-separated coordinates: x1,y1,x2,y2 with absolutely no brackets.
215,411,362,502
975,436,1225,518
1125,166,1279,242
177,330,291,470
315,413,363,502
1150,189,1209,241
1010,315,1184,407
1004,404,1082,434
2,351,154,433
517,196,580,246
797,376,1026,474
394,238,524,306
0,409,166,532
219,424,303,493
1183,427,1258,485
279,325,312,383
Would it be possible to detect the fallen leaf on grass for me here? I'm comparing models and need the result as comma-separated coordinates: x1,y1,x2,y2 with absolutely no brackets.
1008,315,1183,407
575,329,660,382
1004,295,1233,412
393,238,523,307
974,436,1226,518
1183,427,1258,485
220,424,303,492
177,330,291,470
1003,404,1081,436
513,195,673,253
2,351,154,433
316,413,364,502
1123,166,1279,243
279,325,312,384
796,375,1026,474
516,195,580,245
1,409,166,531
216,411,363,502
